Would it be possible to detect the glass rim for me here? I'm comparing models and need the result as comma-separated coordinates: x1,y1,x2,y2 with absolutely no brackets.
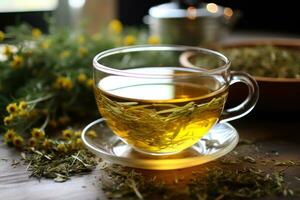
93,44,231,78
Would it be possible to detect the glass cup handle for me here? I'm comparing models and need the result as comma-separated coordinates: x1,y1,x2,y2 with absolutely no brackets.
219,71,259,123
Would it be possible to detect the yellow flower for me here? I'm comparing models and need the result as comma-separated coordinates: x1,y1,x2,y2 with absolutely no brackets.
62,129,74,139
11,55,24,70
42,139,52,149
18,101,28,110
4,129,16,143
32,28,42,38
3,45,12,56
108,19,123,34
41,39,51,49
74,130,81,138
31,128,45,139
57,143,67,153
28,137,37,147
18,110,30,118
4,115,14,126
77,35,86,44
6,103,18,114
77,73,87,83
0,31,4,41
13,135,24,148
60,50,71,59
91,33,101,41
58,115,71,125
123,35,136,46
79,47,88,57
86,79,94,89
147,35,160,44
87,130,97,139
75,138,83,147
54,76,73,91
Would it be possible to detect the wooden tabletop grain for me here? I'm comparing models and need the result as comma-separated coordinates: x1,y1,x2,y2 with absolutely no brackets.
1,111,300,200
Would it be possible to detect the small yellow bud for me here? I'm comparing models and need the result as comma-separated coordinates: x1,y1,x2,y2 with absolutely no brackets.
57,143,67,153
87,130,97,139
31,128,45,139
42,139,52,149
28,137,37,147
18,110,30,118
74,130,82,138
32,28,42,38
123,35,136,46
62,129,73,139
4,129,16,143
108,19,123,34
3,45,12,56
13,135,24,148
4,115,14,126
76,138,83,147
18,101,28,110
77,73,87,83
0,31,4,41
147,35,160,45
11,55,24,70
86,79,94,89
6,103,18,114
77,35,86,44
54,76,73,91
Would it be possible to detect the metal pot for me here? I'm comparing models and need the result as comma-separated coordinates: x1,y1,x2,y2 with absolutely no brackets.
147,2,239,46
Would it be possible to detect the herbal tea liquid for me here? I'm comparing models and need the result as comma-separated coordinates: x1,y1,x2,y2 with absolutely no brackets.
95,67,228,154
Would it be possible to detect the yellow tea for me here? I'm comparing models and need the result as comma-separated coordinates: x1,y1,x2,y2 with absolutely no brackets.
95,67,228,154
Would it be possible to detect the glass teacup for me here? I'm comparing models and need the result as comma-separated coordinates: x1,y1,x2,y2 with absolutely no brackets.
93,45,258,155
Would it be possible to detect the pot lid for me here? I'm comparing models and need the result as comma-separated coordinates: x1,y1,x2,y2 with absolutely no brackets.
149,2,228,19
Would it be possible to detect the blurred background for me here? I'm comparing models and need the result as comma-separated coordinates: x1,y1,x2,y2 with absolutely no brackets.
1,0,299,39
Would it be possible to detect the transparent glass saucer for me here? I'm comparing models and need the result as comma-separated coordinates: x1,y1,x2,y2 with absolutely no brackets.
82,118,239,170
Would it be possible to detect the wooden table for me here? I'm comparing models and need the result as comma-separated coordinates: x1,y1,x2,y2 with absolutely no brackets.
1,110,299,200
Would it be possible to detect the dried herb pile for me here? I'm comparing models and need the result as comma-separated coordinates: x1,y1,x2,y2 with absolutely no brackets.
222,46,300,78
99,140,300,200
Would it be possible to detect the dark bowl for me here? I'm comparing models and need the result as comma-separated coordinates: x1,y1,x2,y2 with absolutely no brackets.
221,39,300,112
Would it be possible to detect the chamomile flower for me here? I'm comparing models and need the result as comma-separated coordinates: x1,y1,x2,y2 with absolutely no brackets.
13,135,24,148
108,19,123,34
123,35,136,45
62,129,74,139
32,28,42,38
31,128,45,139
6,103,18,114
18,101,28,110
4,115,14,126
4,129,16,143
11,55,24,70
147,35,160,44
